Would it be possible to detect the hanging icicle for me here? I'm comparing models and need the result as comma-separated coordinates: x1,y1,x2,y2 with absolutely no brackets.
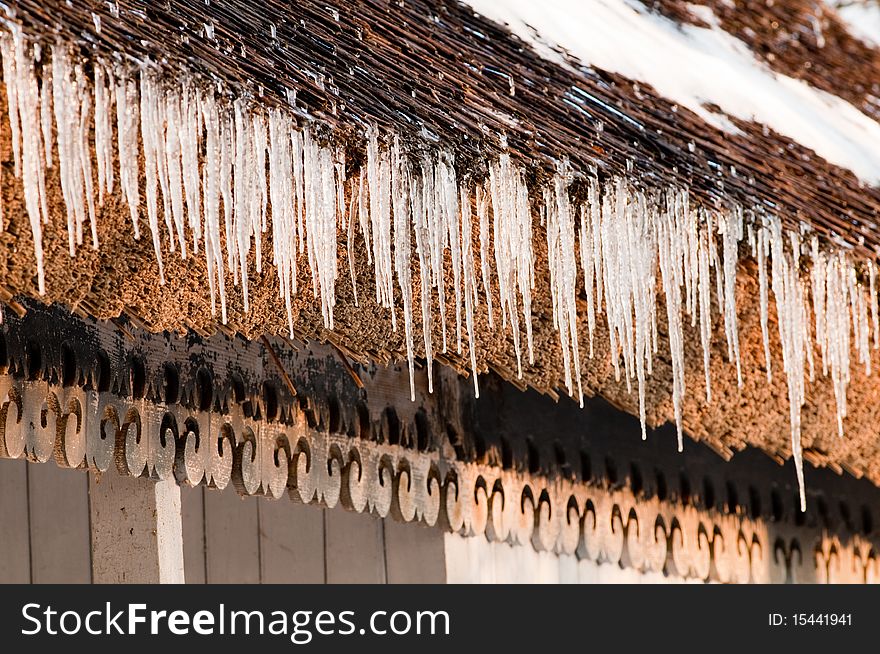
1,29,879,512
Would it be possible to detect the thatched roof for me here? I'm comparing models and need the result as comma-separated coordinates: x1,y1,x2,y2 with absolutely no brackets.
1,0,880,493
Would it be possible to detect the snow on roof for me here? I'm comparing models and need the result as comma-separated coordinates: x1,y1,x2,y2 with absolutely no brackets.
827,0,880,48
463,0,880,185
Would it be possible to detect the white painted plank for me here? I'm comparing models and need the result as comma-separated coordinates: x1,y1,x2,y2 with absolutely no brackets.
445,532,499,583
557,552,580,584
89,473,185,584
534,549,562,583
577,557,601,584
443,532,471,584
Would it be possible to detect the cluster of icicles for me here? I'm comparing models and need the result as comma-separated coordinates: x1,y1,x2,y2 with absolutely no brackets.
1,26,878,509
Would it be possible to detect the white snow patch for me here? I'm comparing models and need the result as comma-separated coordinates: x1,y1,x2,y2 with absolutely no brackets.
828,0,880,48
463,0,880,185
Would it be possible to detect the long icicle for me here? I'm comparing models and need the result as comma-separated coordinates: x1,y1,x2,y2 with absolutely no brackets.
1,34,879,513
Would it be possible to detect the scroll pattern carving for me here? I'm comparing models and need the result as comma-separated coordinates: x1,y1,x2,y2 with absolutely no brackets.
0,374,875,584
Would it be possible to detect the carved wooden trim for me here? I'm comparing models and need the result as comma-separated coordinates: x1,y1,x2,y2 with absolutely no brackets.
1,374,876,583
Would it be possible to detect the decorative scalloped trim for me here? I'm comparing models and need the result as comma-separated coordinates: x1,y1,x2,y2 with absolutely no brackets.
0,374,876,583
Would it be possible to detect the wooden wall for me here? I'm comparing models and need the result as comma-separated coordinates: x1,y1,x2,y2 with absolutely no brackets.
181,482,447,584
0,459,91,583
0,459,447,584
442,533,686,584
0,459,700,584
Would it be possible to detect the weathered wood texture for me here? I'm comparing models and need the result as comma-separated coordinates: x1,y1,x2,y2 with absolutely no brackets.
27,463,91,583
325,508,387,584
175,488,446,584
384,519,446,584
2,460,450,585
89,473,185,583
180,486,449,584
180,484,207,584
7,457,858,584
0,456,661,585
0,459,30,583
258,498,325,584
0,459,92,583
204,486,261,583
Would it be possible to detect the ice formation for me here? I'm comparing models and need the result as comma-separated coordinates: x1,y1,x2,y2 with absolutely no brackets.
1,29,879,507
545,160,583,406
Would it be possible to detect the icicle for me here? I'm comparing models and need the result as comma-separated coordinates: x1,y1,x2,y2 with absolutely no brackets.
437,157,463,354
657,190,686,451
75,62,97,249
629,191,657,440
822,251,851,439
139,70,169,282
346,176,360,307
767,219,808,511
596,181,657,439
476,185,495,329
115,68,141,240
366,126,395,329
578,203,596,358
51,44,78,255
292,126,306,256
200,88,227,323
0,35,22,178
411,163,435,393
14,36,49,232
810,237,828,376
545,160,582,406
253,112,268,273
851,266,870,376
391,139,416,400
720,208,743,386
219,107,235,284
268,108,297,337
683,193,699,325
163,87,187,258
93,62,114,206
233,98,255,310
3,30,49,292
425,158,448,352
871,260,880,350
302,129,338,330
588,177,604,323
697,220,713,404
758,227,772,382
460,185,480,398
708,211,724,328
39,51,52,172
599,183,625,387
180,84,202,254
488,145,534,378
